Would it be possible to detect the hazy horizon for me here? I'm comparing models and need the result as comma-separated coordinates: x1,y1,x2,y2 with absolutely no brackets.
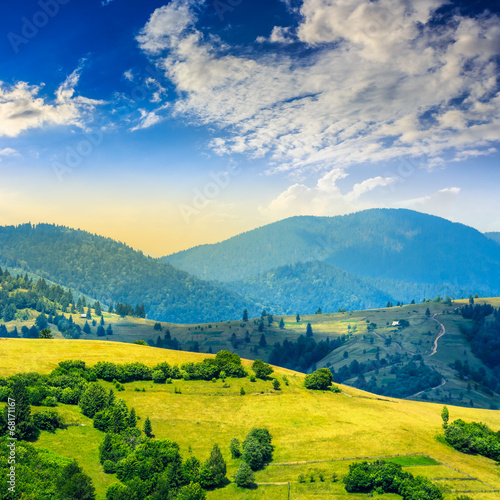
1,0,499,255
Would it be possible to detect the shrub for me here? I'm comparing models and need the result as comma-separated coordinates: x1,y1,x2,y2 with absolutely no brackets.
33,410,64,432
304,368,333,390
252,359,273,379
233,461,254,487
152,370,166,384
230,438,241,459
103,460,116,474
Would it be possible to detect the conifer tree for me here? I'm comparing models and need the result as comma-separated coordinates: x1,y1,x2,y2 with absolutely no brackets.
144,416,153,437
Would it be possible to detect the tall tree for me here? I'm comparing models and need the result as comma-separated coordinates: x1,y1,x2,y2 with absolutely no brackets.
143,416,153,437
242,309,248,322
306,322,313,337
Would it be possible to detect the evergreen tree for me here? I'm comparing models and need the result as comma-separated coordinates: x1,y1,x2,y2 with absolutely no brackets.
279,318,284,329
259,334,267,347
106,324,113,335
441,406,449,429
243,309,248,322
258,319,264,332
296,314,300,322
230,438,241,459
79,383,108,418
203,444,226,487
86,306,92,320
100,316,105,326
306,322,313,337
5,379,38,440
83,322,91,334
94,301,102,316
425,308,431,318
55,460,96,500
143,416,153,437
127,408,137,428
233,461,254,487
97,325,105,337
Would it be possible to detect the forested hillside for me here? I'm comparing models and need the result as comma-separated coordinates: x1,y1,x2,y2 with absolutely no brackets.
486,232,500,245
225,261,392,314
163,209,500,298
0,224,258,323
224,260,476,315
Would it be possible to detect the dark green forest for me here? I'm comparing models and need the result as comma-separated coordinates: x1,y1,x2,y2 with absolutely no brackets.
0,224,258,323
164,209,500,299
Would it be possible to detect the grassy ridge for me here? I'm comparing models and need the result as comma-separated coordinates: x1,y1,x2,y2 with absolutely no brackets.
1,339,500,499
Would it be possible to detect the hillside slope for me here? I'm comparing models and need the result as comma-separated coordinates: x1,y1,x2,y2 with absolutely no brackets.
225,260,394,314
2,339,500,500
0,223,258,323
163,209,500,298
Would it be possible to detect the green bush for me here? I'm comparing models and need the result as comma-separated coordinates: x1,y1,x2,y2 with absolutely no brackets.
33,410,64,432
304,368,333,390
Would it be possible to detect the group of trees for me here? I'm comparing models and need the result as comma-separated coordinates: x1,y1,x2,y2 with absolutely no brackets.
269,334,349,373
343,460,442,499
0,438,96,499
459,304,500,392
444,419,500,461
350,356,443,399
230,428,274,487
112,302,146,318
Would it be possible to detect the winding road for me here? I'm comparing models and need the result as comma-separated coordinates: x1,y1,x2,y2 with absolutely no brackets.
429,314,446,357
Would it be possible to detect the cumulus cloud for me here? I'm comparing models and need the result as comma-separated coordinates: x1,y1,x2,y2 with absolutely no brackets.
0,67,103,138
260,168,395,218
257,26,295,44
137,0,500,173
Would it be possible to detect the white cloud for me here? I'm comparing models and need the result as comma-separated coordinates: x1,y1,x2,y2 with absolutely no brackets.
260,169,395,218
0,67,103,138
137,0,500,174
130,104,169,131
257,26,295,44
123,69,134,81
0,148,20,157
101,0,115,6
396,187,461,214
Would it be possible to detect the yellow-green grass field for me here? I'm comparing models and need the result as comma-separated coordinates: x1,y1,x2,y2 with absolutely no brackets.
1,339,500,499
3,296,500,409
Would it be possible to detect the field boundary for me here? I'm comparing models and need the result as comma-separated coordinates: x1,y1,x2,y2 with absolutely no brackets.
266,452,500,495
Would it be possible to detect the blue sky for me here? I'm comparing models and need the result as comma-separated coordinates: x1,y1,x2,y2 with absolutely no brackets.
0,0,499,255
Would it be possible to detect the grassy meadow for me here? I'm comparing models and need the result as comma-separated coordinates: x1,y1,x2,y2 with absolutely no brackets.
1,339,500,499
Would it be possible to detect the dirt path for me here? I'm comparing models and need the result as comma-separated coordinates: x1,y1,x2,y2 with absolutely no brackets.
405,377,446,399
429,314,446,357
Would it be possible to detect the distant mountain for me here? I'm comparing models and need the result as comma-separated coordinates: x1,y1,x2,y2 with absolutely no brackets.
0,224,258,323
225,260,477,315
225,261,393,314
486,232,500,245
163,209,500,299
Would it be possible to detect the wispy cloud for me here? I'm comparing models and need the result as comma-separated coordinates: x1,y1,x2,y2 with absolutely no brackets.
0,66,103,138
137,0,500,174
